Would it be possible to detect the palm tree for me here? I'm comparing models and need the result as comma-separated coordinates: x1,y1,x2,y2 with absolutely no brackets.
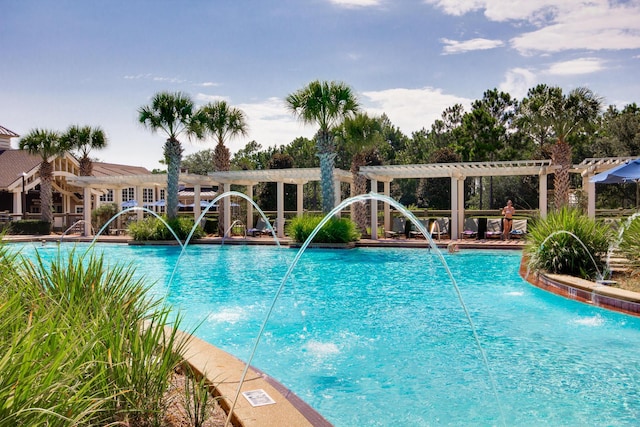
198,100,248,235
286,80,359,214
63,125,108,176
335,113,383,232
518,85,602,209
138,92,203,219
19,129,70,224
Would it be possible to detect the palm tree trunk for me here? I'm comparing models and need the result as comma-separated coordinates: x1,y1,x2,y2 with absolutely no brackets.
214,141,231,235
164,138,183,220
552,140,571,209
317,132,337,214
79,156,92,176
351,153,368,233
39,160,53,223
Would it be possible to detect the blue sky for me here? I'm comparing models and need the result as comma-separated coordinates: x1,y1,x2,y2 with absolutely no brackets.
2,0,639,170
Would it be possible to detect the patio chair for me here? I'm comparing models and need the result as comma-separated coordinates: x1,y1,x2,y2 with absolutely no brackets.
385,217,406,238
509,219,527,239
430,218,450,240
462,218,478,239
248,217,269,237
485,218,503,239
409,219,431,239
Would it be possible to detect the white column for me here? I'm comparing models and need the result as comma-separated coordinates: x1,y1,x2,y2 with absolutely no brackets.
194,184,202,223
454,176,464,240
585,176,596,219
334,176,341,212
83,187,92,236
136,186,144,221
539,173,548,219
246,184,254,229
115,187,123,230
276,181,284,238
370,179,378,239
297,183,304,217
450,177,458,240
13,191,21,217
383,181,391,235
224,183,231,237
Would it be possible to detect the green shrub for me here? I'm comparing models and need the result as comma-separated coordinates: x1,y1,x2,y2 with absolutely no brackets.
92,203,118,233
524,207,612,280
6,219,51,235
0,245,190,425
287,215,360,243
128,216,204,241
618,216,640,275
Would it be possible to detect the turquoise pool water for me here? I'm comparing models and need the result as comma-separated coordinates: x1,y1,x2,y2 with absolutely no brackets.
12,243,640,426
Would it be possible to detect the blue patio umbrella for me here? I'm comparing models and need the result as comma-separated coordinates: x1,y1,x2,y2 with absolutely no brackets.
590,159,640,184
121,200,138,208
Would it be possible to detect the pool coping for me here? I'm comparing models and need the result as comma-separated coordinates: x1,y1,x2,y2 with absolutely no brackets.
519,258,640,317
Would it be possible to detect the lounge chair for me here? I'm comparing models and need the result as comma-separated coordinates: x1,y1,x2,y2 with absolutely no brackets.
409,219,431,239
462,218,478,239
248,217,270,237
430,218,449,240
485,218,503,239
385,217,406,238
509,219,527,239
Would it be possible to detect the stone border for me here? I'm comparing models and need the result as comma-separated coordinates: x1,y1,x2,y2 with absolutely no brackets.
519,258,640,317
174,329,333,427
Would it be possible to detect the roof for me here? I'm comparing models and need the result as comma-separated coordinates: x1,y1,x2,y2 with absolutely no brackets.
91,162,151,177
0,125,19,138
0,150,41,188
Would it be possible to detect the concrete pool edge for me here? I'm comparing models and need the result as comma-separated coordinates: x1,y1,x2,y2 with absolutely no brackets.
520,258,640,317
173,328,333,427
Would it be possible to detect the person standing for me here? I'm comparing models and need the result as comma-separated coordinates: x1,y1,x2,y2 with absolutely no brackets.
501,200,515,239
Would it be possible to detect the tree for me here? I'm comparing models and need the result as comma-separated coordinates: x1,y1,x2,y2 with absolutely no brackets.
63,125,108,176
286,80,359,214
198,100,248,234
181,149,216,175
335,113,384,232
517,85,602,209
19,129,70,223
138,91,202,219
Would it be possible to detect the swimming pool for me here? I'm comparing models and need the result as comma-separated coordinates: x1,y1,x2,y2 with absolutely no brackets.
13,243,640,426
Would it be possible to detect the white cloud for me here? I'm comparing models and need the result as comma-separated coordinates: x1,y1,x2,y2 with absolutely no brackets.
499,68,537,99
195,93,229,103
329,0,382,7
440,37,504,54
545,58,606,76
361,87,472,134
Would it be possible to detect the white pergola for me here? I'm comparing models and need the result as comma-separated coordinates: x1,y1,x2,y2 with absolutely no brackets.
208,168,353,237
68,157,634,239
360,160,556,239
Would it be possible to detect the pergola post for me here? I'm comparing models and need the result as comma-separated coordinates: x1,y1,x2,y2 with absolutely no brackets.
276,181,284,238
383,180,391,235
584,176,596,219
223,183,231,237
297,183,304,218
83,187,92,236
246,184,254,229
370,179,378,240
450,177,458,240
135,186,144,221
539,173,548,219
194,184,202,223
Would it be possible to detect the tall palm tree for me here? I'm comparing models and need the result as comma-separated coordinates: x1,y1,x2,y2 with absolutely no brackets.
19,129,70,223
138,92,203,219
517,85,602,209
63,125,108,176
286,80,359,214
336,113,383,232
198,100,248,235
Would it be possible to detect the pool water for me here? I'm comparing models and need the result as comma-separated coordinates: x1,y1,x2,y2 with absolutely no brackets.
13,243,640,426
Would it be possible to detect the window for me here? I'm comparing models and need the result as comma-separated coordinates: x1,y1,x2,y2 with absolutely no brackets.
122,187,135,201
75,206,84,214
100,189,114,202
143,188,154,204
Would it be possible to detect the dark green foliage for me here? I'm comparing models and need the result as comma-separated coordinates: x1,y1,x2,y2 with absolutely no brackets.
128,216,205,241
6,219,51,235
287,215,360,243
525,208,612,279
92,203,118,232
